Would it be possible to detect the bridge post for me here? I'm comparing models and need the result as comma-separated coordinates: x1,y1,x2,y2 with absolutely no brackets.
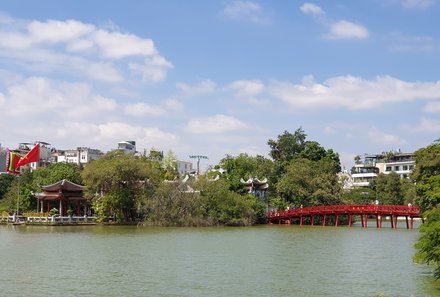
410,217,414,230
335,214,339,227
348,214,352,227
405,216,409,229
379,215,382,229
322,214,326,226
393,215,398,229
364,214,368,228
311,215,315,226
390,215,394,229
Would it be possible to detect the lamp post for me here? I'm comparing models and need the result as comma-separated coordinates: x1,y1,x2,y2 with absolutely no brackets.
189,155,208,175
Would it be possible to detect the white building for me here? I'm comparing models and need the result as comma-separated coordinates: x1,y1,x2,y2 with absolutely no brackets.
177,160,193,176
57,147,102,165
118,141,136,155
351,150,415,187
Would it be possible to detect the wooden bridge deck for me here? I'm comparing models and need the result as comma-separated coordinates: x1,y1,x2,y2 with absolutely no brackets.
266,204,422,229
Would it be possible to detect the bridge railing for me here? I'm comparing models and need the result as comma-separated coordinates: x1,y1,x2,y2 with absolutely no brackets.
267,204,421,219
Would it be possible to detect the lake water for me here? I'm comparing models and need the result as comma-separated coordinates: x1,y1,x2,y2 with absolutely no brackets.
0,223,439,297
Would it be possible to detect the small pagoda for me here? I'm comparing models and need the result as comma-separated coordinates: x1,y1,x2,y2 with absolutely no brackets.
240,177,269,200
34,179,90,216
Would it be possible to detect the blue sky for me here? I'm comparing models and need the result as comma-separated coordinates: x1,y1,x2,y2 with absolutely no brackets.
0,0,439,170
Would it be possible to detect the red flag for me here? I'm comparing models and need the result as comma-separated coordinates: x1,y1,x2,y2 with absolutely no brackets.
16,143,40,168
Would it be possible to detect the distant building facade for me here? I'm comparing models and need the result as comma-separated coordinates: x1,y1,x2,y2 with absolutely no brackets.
57,147,102,165
118,141,136,155
351,150,415,187
177,160,193,176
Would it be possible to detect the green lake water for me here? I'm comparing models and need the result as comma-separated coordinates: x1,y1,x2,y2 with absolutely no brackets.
0,223,439,297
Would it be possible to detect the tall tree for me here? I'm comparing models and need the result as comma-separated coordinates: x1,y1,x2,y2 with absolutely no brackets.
267,128,307,163
374,172,404,205
81,150,163,221
412,141,440,211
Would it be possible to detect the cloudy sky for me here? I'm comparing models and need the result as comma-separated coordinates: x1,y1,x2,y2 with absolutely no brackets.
0,0,439,170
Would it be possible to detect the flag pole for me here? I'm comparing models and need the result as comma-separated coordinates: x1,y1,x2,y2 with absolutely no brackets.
16,175,20,222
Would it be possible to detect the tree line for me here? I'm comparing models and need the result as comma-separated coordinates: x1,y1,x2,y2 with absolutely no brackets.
0,129,440,279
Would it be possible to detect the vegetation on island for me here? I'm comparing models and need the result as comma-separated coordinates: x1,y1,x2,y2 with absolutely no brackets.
1,129,440,279
412,140,440,279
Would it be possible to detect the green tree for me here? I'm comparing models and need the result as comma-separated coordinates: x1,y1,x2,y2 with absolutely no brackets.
374,172,404,205
342,187,376,205
412,141,440,211
219,153,273,193
81,150,163,222
267,128,306,163
274,158,342,208
414,206,440,279
0,174,16,200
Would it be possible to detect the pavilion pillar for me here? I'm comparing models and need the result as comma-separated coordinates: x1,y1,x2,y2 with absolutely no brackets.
406,216,409,229
59,200,62,216
76,201,80,216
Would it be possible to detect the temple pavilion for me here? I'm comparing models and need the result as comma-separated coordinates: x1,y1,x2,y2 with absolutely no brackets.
240,177,269,200
34,179,90,216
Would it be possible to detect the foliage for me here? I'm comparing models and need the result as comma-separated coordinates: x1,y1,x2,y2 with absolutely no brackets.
373,172,404,205
342,187,376,205
32,162,82,187
414,207,440,279
196,178,266,226
274,158,342,208
412,142,440,211
81,150,164,222
267,128,307,163
219,153,273,193
0,174,16,200
162,150,179,180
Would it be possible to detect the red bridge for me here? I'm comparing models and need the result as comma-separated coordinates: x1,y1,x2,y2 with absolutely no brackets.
266,204,422,229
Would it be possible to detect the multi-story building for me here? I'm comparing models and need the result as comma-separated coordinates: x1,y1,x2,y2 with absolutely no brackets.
177,160,193,176
118,141,136,155
57,147,102,165
351,150,415,187
19,141,54,170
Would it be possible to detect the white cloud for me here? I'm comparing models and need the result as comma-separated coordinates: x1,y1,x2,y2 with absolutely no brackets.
269,75,440,110
176,79,217,95
423,101,440,113
406,118,440,133
326,20,369,40
402,0,434,9
163,99,184,112
223,1,269,24
367,127,407,146
124,102,167,117
186,114,248,134
129,56,174,83
228,79,264,97
56,122,178,149
300,3,325,15
0,16,172,83
92,29,157,59
28,19,95,44
0,76,117,119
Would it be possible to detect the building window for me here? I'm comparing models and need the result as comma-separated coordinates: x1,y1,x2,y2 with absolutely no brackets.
386,166,391,171
409,165,414,170
81,155,86,160
403,165,408,171
394,166,400,171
